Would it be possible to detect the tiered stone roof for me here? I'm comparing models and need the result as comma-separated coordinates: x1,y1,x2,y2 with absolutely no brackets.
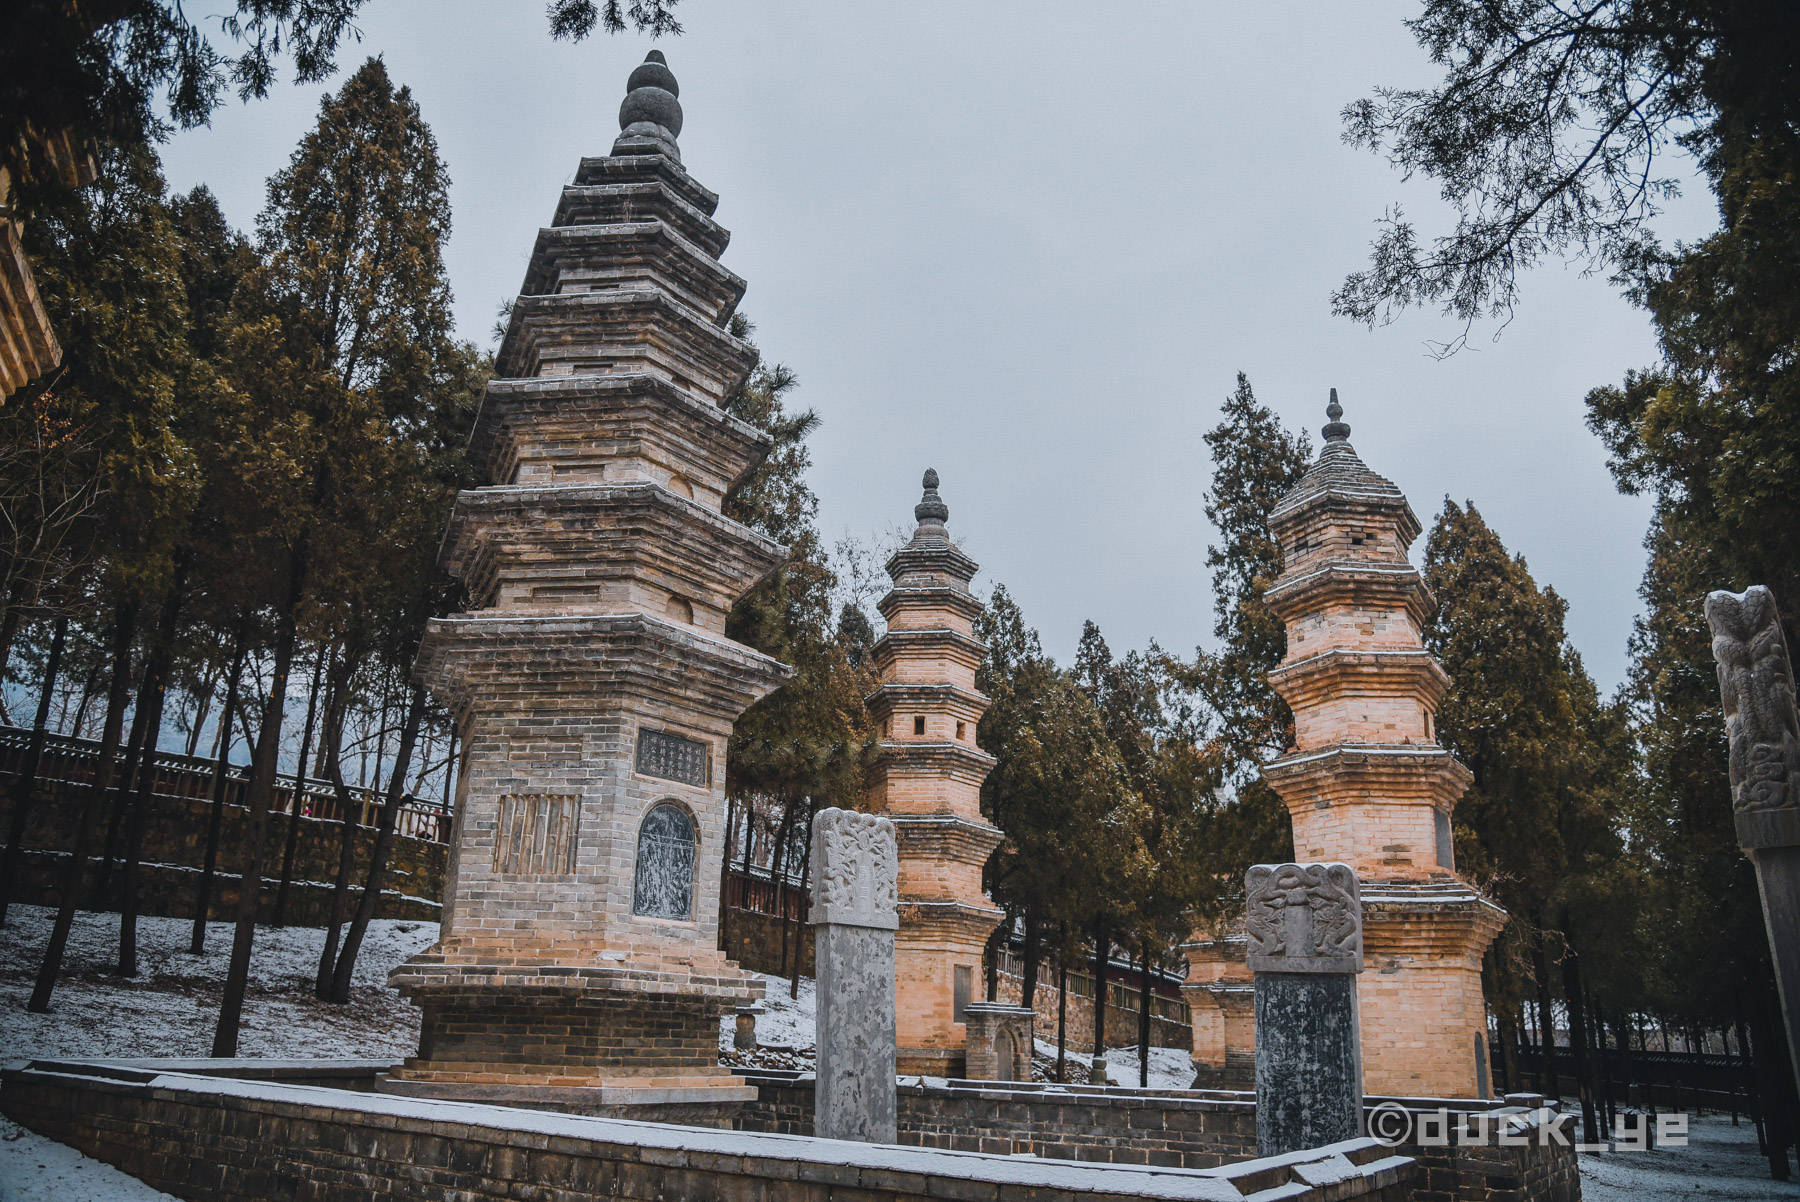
387,52,788,1115
1255,390,1505,1099
865,471,1004,1076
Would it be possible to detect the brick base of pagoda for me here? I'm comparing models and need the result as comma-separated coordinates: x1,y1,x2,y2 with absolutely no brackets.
894,902,1003,1078
381,955,758,1122
1357,883,1506,1097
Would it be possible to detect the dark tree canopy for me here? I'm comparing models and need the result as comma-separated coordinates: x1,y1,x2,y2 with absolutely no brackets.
1,0,680,204
1339,0,1800,344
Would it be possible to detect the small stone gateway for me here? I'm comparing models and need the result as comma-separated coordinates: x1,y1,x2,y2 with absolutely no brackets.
810,805,899,1142
381,52,790,1121
962,1001,1037,1081
1248,861,1365,1157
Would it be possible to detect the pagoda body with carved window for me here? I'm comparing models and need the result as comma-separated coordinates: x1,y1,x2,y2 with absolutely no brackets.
383,53,789,1123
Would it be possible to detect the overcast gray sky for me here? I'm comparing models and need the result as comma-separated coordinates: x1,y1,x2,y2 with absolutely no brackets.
161,0,1721,693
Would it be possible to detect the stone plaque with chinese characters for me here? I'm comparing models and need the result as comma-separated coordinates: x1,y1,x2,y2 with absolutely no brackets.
634,727,709,787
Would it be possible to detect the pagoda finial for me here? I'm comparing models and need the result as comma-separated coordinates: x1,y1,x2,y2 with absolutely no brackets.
615,50,683,160
915,468,949,526
1323,387,1351,443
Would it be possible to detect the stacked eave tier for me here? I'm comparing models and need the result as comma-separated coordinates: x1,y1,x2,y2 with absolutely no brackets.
558,153,730,261
495,288,755,406
469,373,772,504
1262,742,1473,810
1270,648,1449,748
520,221,745,327
441,481,783,626
1268,440,1422,546
1360,880,1508,959
413,611,790,721
1264,559,1437,632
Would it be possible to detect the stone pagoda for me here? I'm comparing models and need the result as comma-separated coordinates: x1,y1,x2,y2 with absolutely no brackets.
383,52,790,1123
864,471,1004,1076
1255,391,1505,1097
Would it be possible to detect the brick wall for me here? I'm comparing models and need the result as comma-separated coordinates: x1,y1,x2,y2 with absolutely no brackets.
737,1072,1581,1202
0,1061,1417,1202
0,778,444,924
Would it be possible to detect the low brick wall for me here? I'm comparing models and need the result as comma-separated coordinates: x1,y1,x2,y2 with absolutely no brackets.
737,1073,1581,1202
739,1072,1257,1168
1,1060,1417,1202
0,778,444,924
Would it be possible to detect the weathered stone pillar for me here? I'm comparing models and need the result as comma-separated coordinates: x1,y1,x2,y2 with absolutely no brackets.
1706,586,1800,1096
1248,862,1364,1158
810,807,899,1143
962,1002,1036,1081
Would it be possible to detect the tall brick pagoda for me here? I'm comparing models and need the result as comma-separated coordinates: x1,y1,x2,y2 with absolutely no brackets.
383,52,790,1122
865,471,1004,1076
1258,391,1505,1097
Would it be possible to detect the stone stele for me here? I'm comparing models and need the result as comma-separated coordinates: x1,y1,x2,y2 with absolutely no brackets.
811,806,899,1143
1248,861,1365,1159
1706,584,1800,1096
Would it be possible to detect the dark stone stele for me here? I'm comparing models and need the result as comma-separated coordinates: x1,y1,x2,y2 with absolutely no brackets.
1255,972,1362,1158
1247,861,1365,1158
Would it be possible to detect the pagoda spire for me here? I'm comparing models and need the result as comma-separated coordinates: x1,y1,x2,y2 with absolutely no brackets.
1322,386,1350,442
615,49,684,160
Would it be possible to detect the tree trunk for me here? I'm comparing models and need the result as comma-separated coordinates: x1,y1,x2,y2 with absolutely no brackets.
28,600,137,1012
314,652,361,998
1056,927,1069,1083
326,684,425,1002
189,629,247,952
96,684,153,904
272,646,326,926
789,812,811,1001
985,923,1003,1003
1531,927,1558,1095
183,658,222,758
718,793,736,952
1752,987,1796,1180
770,802,796,979
118,577,186,976
1091,918,1109,1071
1556,917,1599,1144
0,615,66,926
212,552,306,1058
1137,946,1153,1088
1020,908,1040,1012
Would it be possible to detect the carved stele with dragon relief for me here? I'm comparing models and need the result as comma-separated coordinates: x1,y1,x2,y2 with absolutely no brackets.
811,807,899,930
1245,862,1363,974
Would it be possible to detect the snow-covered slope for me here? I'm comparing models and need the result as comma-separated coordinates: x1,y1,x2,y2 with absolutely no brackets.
0,904,436,1060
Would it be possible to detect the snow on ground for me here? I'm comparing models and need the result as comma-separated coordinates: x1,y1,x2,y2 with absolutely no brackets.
717,972,817,1071
1099,1045,1196,1091
0,904,437,1060
1580,1113,1800,1202
0,1116,180,1201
